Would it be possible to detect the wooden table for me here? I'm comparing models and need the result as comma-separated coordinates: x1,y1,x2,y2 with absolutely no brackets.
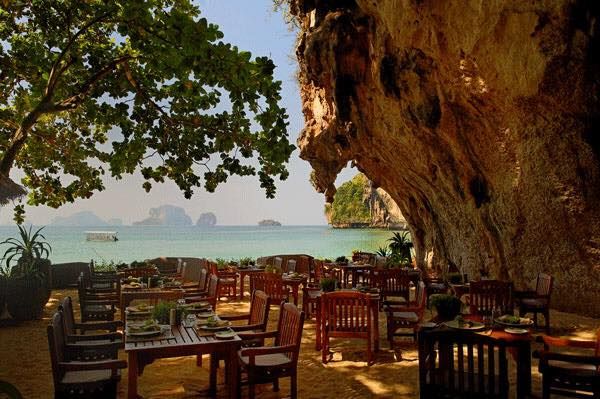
240,270,307,305
125,324,241,399
120,288,186,322
456,315,532,398
325,263,375,288
235,267,265,299
313,289,380,352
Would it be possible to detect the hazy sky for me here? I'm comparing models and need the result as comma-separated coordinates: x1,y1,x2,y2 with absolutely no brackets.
0,0,356,226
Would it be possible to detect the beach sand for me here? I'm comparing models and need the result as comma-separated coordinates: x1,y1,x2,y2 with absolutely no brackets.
0,288,598,398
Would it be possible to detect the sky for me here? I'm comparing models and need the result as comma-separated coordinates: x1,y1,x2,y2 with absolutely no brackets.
0,0,356,226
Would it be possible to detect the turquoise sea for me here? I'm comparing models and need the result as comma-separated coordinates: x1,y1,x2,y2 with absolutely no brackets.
0,225,394,264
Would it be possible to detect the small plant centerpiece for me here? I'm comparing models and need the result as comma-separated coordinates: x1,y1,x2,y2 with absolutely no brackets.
320,277,337,292
264,264,282,274
152,301,183,325
351,249,361,262
429,294,463,322
215,258,228,271
335,256,349,265
446,272,464,285
93,259,118,273
238,257,254,269
1,224,52,320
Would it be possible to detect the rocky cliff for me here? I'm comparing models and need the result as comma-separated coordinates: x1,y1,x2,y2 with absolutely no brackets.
133,205,192,226
290,1,600,316
327,173,406,228
196,212,217,227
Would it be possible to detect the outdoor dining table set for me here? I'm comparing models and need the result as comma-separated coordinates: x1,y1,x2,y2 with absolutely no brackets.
124,301,241,399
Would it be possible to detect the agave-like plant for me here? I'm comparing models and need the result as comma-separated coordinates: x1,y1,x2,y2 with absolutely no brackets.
375,246,390,257
388,231,413,260
1,225,51,270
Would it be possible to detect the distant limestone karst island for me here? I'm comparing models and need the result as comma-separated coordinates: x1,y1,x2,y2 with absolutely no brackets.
133,205,192,226
196,212,217,227
258,219,282,226
50,211,121,226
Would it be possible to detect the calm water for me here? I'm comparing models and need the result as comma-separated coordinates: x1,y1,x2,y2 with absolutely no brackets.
0,225,394,264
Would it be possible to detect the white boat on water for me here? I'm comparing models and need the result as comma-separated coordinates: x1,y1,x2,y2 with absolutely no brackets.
85,231,118,241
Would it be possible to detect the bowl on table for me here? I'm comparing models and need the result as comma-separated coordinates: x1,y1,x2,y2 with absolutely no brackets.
494,315,534,329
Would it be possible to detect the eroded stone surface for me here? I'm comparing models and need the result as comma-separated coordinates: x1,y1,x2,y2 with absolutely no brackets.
290,0,600,315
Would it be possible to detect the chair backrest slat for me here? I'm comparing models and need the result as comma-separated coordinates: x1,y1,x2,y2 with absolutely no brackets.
248,290,271,329
469,280,513,316
275,302,305,360
536,273,553,298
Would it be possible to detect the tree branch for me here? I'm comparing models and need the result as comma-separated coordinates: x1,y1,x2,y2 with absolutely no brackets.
45,11,113,97
50,55,133,112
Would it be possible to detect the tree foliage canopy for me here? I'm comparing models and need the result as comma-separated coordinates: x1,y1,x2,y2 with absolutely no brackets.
0,0,293,213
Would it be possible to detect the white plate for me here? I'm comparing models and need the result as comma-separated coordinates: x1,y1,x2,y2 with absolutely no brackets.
196,312,215,318
504,327,529,335
198,321,231,331
127,329,162,337
214,329,237,340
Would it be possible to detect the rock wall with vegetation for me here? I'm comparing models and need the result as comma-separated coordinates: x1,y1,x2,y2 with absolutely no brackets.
326,173,406,228
289,1,600,316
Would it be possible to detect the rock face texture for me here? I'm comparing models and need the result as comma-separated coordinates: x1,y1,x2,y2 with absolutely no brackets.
290,1,600,316
133,205,192,226
196,212,217,227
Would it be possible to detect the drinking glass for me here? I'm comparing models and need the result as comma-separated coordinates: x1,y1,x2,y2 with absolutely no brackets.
184,313,197,328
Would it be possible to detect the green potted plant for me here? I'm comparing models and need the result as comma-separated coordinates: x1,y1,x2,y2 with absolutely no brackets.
320,277,337,292
335,256,348,265
446,272,464,285
152,301,183,325
429,294,462,322
1,225,52,320
215,258,228,271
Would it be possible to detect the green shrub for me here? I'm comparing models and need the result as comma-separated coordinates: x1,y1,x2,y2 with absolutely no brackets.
429,294,462,321
320,277,337,292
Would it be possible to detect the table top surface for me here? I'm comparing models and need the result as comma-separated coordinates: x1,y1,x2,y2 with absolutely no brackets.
125,324,241,352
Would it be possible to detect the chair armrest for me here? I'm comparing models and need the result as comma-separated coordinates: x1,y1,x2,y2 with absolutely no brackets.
231,324,263,332
240,344,296,358
83,299,118,306
68,332,122,342
66,341,123,351
75,321,123,332
59,359,127,371
219,314,250,321
237,330,278,340
535,350,600,366
536,334,596,349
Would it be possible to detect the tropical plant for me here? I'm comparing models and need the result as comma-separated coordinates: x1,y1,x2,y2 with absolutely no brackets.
429,294,462,321
152,301,182,325
0,225,51,271
388,231,413,262
335,256,348,264
320,277,337,292
215,258,228,270
0,1,293,221
93,259,118,272
375,246,390,257
239,257,254,266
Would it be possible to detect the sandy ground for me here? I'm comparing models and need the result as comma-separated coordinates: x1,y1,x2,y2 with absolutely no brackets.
0,288,599,399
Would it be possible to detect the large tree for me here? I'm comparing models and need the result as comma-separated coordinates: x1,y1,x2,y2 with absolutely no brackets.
0,0,293,214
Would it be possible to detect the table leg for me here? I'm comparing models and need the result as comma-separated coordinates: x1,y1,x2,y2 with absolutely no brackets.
516,341,531,398
315,300,322,351
239,272,245,300
128,351,138,399
372,302,380,352
209,354,218,396
227,345,239,399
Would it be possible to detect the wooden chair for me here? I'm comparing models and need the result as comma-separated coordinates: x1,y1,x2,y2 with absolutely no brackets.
424,270,448,308
515,273,553,333
47,312,127,398
209,261,238,299
469,280,513,317
185,274,219,310
376,268,412,307
418,328,509,399
77,275,118,323
237,302,305,399
534,329,600,398
251,273,290,307
118,266,158,280
385,281,427,346
286,259,297,273
59,297,123,344
183,268,208,296
321,291,375,364
297,255,311,276
273,257,283,269
210,291,272,385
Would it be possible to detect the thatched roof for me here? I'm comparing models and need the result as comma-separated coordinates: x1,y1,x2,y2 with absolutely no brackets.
0,174,26,205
